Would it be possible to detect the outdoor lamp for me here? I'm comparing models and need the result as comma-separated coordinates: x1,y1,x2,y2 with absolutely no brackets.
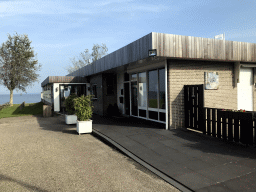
148,49,157,57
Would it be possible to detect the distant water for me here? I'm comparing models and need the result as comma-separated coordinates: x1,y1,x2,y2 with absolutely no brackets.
0,93,41,105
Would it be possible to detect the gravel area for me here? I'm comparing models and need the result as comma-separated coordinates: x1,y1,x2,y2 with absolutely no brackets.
0,115,179,192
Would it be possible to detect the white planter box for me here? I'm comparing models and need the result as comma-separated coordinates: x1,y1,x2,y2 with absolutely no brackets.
65,114,77,124
76,120,92,135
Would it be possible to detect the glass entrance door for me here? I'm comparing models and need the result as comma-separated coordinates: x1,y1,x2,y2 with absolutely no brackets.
131,81,138,116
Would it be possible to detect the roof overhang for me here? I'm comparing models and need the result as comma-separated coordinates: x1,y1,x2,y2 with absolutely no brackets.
41,76,87,87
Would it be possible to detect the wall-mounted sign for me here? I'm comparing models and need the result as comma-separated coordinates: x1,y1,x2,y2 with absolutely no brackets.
148,49,157,57
205,72,219,90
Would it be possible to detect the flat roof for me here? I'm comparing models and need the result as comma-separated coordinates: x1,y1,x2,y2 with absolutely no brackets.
41,76,87,87
66,32,256,78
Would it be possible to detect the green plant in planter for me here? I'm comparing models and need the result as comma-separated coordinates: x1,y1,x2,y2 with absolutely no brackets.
73,95,94,121
64,94,78,115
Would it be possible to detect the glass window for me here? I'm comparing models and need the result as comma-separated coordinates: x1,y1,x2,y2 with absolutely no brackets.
64,86,71,98
148,70,158,108
139,109,146,117
159,69,165,109
131,73,137,81
149,111,158,120
138,72,147,108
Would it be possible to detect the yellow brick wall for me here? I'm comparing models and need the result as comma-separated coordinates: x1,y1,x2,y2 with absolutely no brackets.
168,60,237,129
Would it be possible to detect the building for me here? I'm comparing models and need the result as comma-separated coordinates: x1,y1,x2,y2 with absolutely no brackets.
41,32,256,130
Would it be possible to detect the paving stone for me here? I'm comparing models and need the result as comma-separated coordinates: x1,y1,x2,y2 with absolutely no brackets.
183,159,216,171
198,162,253,183
222,171,256,192
92,114,256,191
175,172,215,190
196,183,236,192
163,151,199,164
196,153,233,166
150,157,192,177
236,159,256,169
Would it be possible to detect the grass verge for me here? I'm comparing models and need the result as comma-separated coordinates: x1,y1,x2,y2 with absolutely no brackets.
0,102,44,119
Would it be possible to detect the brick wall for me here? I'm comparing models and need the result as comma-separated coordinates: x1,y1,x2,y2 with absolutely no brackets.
168,60,237,129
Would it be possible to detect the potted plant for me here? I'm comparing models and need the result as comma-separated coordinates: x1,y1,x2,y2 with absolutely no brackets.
64,93,78,124
73,95,94,135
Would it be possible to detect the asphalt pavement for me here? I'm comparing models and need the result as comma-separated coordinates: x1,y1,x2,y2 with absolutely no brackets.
91,114,256,192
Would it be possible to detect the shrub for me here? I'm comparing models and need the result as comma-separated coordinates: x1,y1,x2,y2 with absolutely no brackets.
64,94,78,115
0,102,10,111
73,95,94,121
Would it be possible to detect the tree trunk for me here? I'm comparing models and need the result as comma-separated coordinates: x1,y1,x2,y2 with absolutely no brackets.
10,89,13,106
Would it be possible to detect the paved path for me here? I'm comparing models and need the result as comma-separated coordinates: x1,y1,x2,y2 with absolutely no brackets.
91,114,256,192
0,115,179,192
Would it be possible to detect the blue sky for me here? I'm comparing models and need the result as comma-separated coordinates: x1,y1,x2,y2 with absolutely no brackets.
0,0,255,94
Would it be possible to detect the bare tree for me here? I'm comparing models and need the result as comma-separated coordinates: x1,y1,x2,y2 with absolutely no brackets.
0,32,42,106
66,43,108,74
91,43,108,62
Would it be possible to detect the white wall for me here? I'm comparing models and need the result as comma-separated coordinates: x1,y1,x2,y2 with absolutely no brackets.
52,83,90,112
53,83,60,111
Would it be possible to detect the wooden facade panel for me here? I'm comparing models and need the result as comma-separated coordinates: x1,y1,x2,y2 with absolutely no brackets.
152,32,157,55
141,35,146,58
164,33,169,57
241,42,245,61
65,32,256,78
157,33,161,56
182,36,186,58
203,38,208,59
190,36,194,58
169,34,174,57
66,33,152,77
118,48,122,67
254,44,256,61
135,39,139,62
153,33,256,62
178,35,182,57
233,41,237,60
195,37,199,58
160,33,164,57
249,43,253,61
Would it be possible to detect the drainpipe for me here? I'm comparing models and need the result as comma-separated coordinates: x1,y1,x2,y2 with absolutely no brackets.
165,60,168,130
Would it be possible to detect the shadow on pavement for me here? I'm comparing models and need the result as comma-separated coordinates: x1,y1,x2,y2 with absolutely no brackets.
91,114,165,129
36,113,256,161
167,128,256,160
0,173,49,192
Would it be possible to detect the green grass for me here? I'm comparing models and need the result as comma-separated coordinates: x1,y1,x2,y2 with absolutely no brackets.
0,102,44,119
149,99,165,109
149,99,158,108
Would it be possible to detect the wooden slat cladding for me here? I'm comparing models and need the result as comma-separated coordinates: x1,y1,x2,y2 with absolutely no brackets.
66,32,256,77
67,33,152,77
152,32,256,62
41,76,87,87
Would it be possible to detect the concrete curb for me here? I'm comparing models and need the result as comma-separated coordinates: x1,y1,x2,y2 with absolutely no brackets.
92,129,193,192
